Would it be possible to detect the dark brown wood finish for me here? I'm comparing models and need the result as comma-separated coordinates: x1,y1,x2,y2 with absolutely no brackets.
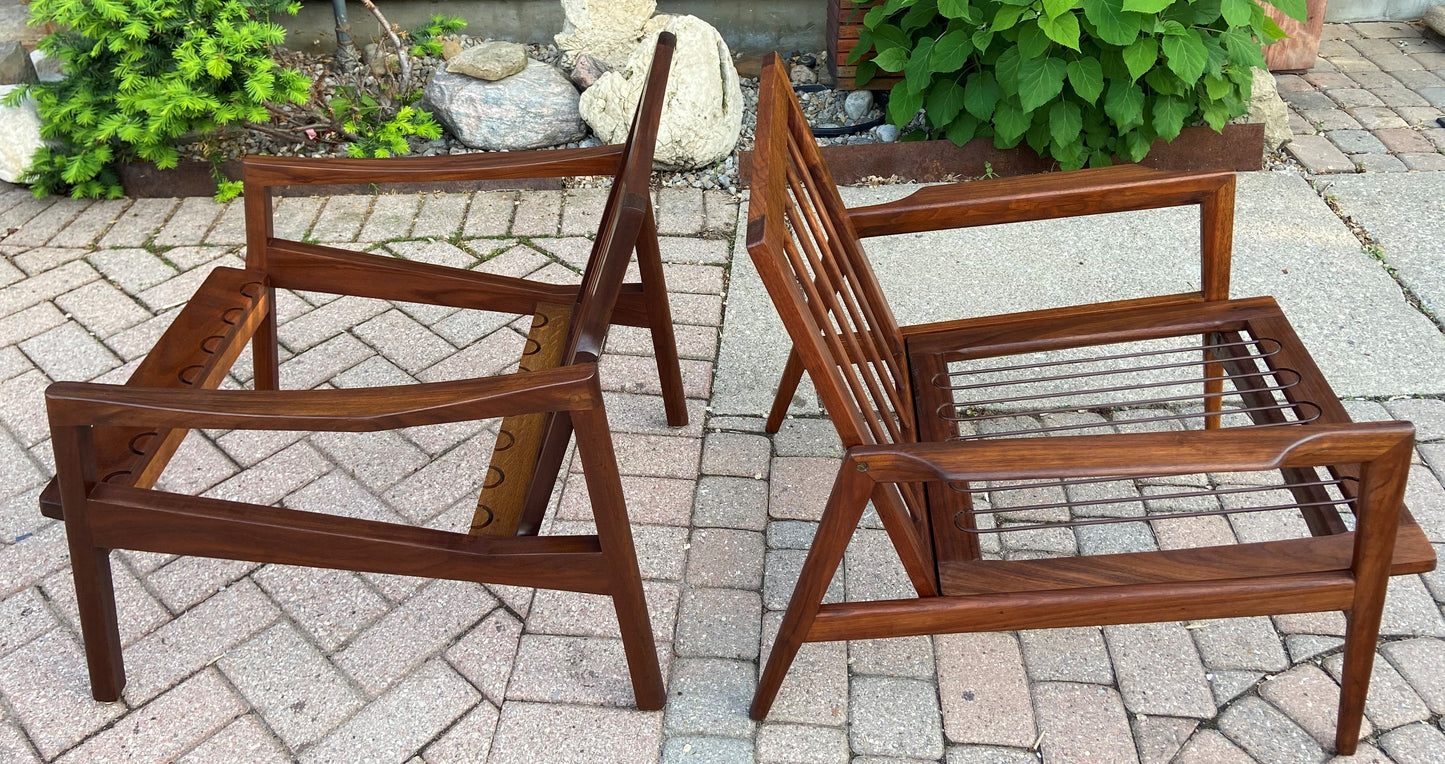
745,52,1433,755
44,34,683,712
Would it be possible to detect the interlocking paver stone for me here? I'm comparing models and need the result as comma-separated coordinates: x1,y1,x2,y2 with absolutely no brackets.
508,633,670,707
510,190,561,236
154,196,224,247
176,715,291,763
1322,651,1431,730
20,322,120,381
1379,722,1445,764
335,579,495,696
309,195,372,242
686,528,764,589
97,197,178,247
675,588,760,660
1218,695,1326,763
219,621,362,748
1131,715,1198,764
1019,627,1114,684
1104,622,1216,718
755,723,849,763
1033,683,1136,762
1260,663,1368,747
300,658,480,764
849,676,945,759
5,199,90,248
1287,135,1358,172
1174,729,1254,764
489,702,663,764
662,658,755,737
421,701,500,763
0,629,127,758
934,632,1034,748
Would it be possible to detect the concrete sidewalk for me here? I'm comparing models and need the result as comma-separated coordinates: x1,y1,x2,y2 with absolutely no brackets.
0,170,1442,763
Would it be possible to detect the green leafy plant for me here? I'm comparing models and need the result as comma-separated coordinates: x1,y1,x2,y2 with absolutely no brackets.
8,0,310,199
328,87,441,158
409,14,466,57
849,0,1303,169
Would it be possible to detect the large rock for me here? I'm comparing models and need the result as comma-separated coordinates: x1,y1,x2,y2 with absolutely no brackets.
0,85,43,183
0,41,36,85
424,59,586,150
447,41,526,81
30,50,63,83
1248,67,1291,152
1424,4,1445,38
555,0,669,69
579,15,743,170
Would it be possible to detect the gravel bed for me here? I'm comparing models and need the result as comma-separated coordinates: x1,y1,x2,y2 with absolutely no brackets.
178,40,903,195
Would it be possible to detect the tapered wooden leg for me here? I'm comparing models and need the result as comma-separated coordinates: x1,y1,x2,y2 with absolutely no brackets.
1336,442,1411,755
1335,608,1378,755
573,404,665,710
69,542,126,701
765,348,804,434
252,289,280,391
753,462,873,719
636,208,687,427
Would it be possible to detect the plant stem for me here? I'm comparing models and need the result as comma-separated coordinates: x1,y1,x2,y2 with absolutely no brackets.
358,0,411,97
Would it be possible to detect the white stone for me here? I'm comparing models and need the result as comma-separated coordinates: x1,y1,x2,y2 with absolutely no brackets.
844,90,875,120
1424,4,1445,38
578,15,744,170
0,85,43,184
1247,67,1291,152
555,0,669,69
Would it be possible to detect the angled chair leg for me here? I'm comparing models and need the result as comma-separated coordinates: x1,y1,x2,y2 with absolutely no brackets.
765,348,804,434
68,543,125,701
573,405,665,710
637,207,688,427
1335,609,1379,756
752,462,873,720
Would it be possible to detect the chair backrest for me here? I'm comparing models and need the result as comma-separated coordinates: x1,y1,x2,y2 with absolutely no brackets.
747,53,942,587
747,53,914,452
564,31,674,364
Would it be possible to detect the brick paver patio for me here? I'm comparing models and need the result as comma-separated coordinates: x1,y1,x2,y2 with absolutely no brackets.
1,177,1443,763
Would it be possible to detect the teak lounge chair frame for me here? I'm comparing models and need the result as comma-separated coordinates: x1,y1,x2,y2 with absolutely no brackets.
745,52,1434,754
43,34,683,711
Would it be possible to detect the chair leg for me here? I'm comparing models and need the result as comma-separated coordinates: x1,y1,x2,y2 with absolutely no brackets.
765,348,804,434
1335,607,1382,755
252,290,280,391
752,464,872,719
67,542,125,701
572,406,666,710
636,208,688,427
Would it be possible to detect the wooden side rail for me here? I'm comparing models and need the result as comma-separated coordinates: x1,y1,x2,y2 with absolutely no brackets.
842,422,1414,484
38,267,270,519
241,145,624,187
845,165,1233,238
46,363,603,432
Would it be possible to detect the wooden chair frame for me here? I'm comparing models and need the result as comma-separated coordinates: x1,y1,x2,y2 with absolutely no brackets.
745,52,1434,754
43,34,683,710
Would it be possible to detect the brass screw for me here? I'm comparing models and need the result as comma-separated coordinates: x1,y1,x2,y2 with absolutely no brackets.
856,462,869,472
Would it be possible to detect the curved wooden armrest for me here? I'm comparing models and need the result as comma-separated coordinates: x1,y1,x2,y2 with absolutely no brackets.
46,363,601,432
846,165,1235,238
844,422,1414,485
242,145,625,188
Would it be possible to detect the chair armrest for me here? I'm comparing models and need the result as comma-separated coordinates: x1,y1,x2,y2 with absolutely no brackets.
242,145,625,188
844,422,1413,485
46,364,602,432
846,165,1235,238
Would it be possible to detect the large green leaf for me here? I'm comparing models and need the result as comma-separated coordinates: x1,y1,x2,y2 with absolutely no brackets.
1103,79,1146,129
993,4,1028,30
964,71,1002,119
1121,37,1157,81
939,0,974,18
927,78,968,125
1082,0,1140,45
1018,21,1054,58
932,29,975,70
965,70,999,119
1037,11,1082,50
1016,55,1067,111
992,98,1032,143
1202,99,1230,131
901,0,941,31
875,46,910,71
1066,57,1104,103
972,26,995,52
1219,29,1266,69
1263,0,1306,22
1042,0,1078,18
995,45,1023,90
1123,128,1154,161
945,113,981,145
1161,28,1209,85
904,37,936,91
1151,94,1190,140
889,81,925,124
1121,0,1172,12
1049,100,1083,144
